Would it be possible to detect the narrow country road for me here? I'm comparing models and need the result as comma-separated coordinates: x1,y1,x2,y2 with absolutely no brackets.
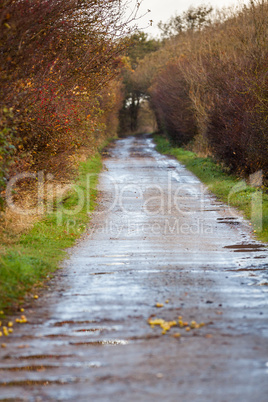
1,134,268,402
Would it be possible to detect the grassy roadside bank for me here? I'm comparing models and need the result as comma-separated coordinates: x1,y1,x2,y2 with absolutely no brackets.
0,147,106,313
154,135,268,243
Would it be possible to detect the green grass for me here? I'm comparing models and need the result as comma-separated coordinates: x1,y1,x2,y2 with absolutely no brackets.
0,152,103,312
154,134,268,243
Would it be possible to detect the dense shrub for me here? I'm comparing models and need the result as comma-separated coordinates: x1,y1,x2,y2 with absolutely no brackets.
131,1,268,178
150,58,198,145
205,53,268,175
0,0,140,203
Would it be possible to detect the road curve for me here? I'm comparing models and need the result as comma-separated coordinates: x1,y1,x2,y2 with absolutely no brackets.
0,134,268,401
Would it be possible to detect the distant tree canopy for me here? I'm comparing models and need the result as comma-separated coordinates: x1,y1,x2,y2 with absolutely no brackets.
119,31,160,133
125,31,160,69
158,5,213,38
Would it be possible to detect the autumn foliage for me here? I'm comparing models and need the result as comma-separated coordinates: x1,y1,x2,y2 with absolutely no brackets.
130,1,268,179
0,0,140,205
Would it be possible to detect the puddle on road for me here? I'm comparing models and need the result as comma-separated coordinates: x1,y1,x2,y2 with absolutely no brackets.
90,255,130,258
203,209,221,212
90,272,115,275
224,243,267,252
44,334,70,338
0,378,79,387
53,320,98,327
254,281,268,286
217,217,240,225
229,267,267,272
0,399,24,402
0,361,104,372
0,365,56,372
70,340,129,346
128,334,161,341
75,328,106,333
218,217,237,220
4,354,74,361
228,263,268,290
104,255,130,258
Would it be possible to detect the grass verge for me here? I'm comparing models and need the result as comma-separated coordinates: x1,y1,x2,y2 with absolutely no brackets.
0,150,104,313
154,134,268,243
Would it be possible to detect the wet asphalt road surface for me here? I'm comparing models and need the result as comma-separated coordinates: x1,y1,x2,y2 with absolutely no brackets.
0,134,268,402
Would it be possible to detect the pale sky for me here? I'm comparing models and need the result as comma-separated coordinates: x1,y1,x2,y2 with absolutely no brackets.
130,0,247,37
